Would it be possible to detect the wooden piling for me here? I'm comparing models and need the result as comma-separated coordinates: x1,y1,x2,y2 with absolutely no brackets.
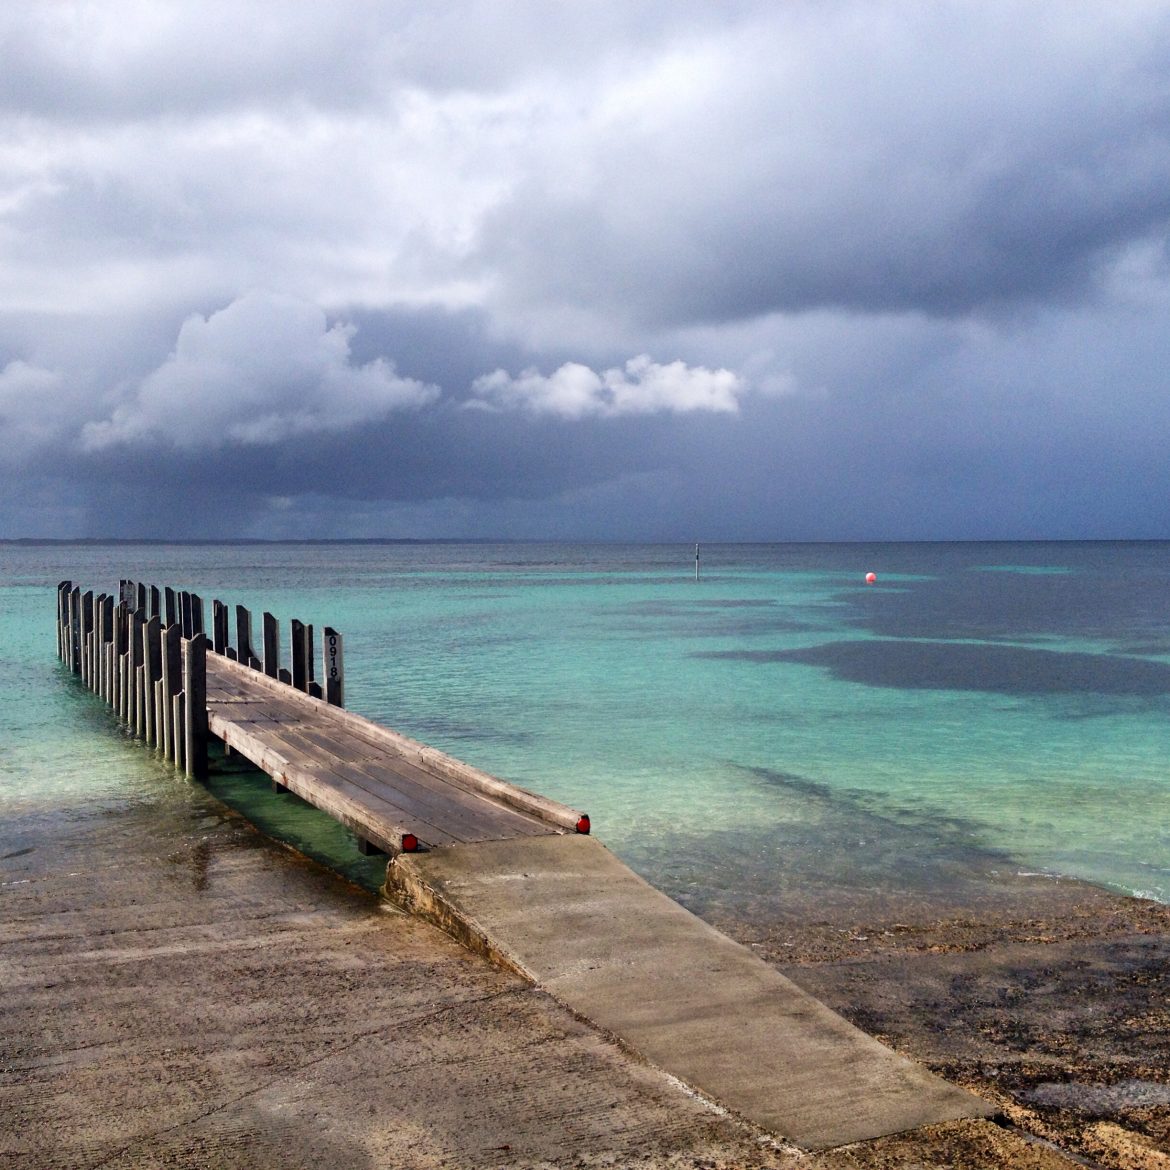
291,619,315,692
322,627,344,706
262,612,280,679
191,594,205,637
236,605,258,669
81,591,94,688
114,604,128,720
165,586,177,628
130,612,145,737
212,600,229,655
181,592,193,639
172,693,185,771
136,583,147,614
69,586,81,673
183,633,208,780
160,624,181,761
143,616,162,747
56,581,69,660
150,585,161,620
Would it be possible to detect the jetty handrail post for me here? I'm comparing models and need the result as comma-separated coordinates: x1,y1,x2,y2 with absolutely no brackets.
291,619,305,690
97,595,108,700
143,616,162,747
291,619,316,693
211,600,228,656
81,590,94,687
172,693,185,771
182,632,209,780
56,581,71,662
236,605,257,669
323,627,344,708
103,598,115,706
93,593,106,695
262,612,280,679
131,611,146,738
159,624,181,760
114,603,127,720
70,586,81,674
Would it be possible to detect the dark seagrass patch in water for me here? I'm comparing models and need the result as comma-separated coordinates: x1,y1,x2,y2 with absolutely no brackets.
696,639,1170,696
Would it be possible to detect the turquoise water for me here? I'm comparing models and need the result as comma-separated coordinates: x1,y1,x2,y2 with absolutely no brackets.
4,541,1169,912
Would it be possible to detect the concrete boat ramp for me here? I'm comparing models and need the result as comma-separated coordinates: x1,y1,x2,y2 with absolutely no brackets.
57,580,992,1151
389,835,991,1150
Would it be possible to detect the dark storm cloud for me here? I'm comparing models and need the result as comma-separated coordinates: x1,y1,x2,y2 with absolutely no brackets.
478,6,1170,326
3,2,1170,539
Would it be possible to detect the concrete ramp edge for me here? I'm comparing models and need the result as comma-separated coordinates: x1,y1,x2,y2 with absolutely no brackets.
382,834,994,1150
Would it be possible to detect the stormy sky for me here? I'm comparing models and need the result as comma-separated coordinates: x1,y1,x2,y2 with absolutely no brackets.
3,1,1170,540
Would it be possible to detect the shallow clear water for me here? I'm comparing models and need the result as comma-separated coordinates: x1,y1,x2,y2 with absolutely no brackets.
4,541,1169,911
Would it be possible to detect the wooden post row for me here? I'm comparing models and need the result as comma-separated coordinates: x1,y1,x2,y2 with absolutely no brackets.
55,579,343,772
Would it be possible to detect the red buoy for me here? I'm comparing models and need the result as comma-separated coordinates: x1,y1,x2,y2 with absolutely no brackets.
401,833,420,853
575,814,590,835
865,572,877,585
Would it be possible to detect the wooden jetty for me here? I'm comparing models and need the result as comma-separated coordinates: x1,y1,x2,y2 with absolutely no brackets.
55,579,589,855
54,577,992,1150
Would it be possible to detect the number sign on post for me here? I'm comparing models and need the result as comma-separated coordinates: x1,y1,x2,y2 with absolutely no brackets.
323,627,344,707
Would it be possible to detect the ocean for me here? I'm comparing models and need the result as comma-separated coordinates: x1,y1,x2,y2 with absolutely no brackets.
4,540,1169,922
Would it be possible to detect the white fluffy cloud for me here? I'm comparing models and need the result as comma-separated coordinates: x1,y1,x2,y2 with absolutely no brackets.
470,356,743,418
81,291,438,449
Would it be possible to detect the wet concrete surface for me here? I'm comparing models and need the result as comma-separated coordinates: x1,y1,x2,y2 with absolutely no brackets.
1,780,1164,1168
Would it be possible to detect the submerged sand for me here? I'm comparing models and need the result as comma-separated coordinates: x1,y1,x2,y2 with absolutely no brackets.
2,780,1167,1169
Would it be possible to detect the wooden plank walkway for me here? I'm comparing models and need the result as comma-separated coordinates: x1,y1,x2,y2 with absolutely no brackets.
206,653,584,856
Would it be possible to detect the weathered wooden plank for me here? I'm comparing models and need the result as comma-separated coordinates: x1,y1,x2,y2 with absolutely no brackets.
207,713,456,851
207,654,587,833
331,755,552,843
208,717,477,843
245,721,551,842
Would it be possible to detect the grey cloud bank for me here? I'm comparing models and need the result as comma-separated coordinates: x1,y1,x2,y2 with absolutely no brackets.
2,1,1170,540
